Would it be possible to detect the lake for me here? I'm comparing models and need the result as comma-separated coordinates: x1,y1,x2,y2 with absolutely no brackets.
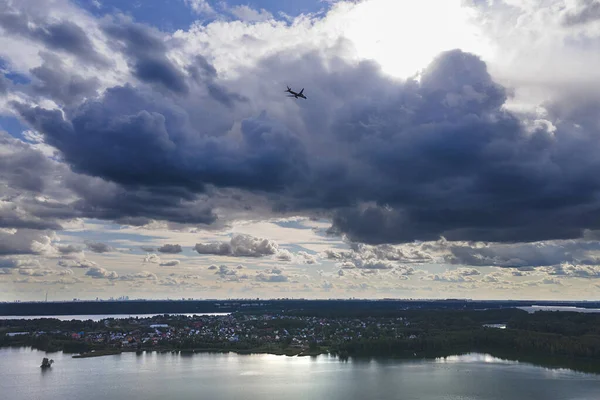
1,348,599,400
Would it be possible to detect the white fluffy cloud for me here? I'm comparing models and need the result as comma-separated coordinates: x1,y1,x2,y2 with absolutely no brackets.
85,266,118,280
195,234,279,257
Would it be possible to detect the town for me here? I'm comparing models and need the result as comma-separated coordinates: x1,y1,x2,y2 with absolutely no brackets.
2,308,600,373
2,312,417,357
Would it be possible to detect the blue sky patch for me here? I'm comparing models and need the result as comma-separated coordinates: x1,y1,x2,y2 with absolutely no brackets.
74,0,331,32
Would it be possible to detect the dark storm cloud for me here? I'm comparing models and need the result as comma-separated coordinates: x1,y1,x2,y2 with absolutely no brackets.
12,87,308,194
188,55,249,108
29,52,100,106
319,49,600,244
0,204,63,230
8,37,600,246
63,173,218,225
0,2,109,66
0,130,220,228
101,17,188,94
0,131,55,193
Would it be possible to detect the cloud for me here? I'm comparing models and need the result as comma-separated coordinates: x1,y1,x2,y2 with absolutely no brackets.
2,0,600,300
0,228,58,256
0,257,40,269
101,16,189,94
159,260,181,267
542,277,563,286
184,0,216,15
445,240,600,268
276,249,318,264
10,14,591,246
542,263,600,278
194,234,278,257
424,268,481,283
85,266,118,279
325,241,436,264
562,0,600,26
85,241,113,253
213,264,249,281
157,244,183,254
120,271,158,281
57,244,83,254
143,253,161,264
29,51,100,106
321,280,334,290
228,5,274,22
0,1,110,66
18,268,56,277
256,272,289,283
57,258,97,269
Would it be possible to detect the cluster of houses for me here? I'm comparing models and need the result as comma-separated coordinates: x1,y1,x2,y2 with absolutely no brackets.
13,313,417,350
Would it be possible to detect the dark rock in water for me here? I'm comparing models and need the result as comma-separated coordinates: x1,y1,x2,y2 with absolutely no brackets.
40,358,54,368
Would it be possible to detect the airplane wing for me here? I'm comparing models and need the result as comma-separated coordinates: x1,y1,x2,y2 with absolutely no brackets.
299,88,304,94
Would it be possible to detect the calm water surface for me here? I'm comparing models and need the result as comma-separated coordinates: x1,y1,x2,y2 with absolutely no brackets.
1,348,599,400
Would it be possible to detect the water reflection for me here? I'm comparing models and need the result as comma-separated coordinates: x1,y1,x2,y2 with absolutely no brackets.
436,353,516,364
2,348,600,400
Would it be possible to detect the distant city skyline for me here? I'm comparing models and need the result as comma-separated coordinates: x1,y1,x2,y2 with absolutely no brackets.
2,0,600,301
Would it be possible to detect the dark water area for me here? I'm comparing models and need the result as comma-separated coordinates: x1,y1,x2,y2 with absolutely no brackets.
1,348,599,400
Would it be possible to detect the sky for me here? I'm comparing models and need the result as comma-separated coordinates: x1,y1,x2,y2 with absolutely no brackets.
2,0,600,302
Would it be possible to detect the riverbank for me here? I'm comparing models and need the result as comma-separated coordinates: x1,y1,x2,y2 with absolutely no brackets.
73,349,122,358
72,346,328,358
3,342,598,374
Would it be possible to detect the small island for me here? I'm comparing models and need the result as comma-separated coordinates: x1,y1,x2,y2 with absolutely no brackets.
2,308,599,374
40,357,54,368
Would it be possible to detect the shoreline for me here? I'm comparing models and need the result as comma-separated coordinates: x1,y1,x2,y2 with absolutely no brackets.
4,344,597,375
71,347,327,358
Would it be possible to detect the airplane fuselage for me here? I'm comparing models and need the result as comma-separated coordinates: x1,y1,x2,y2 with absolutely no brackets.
285,87,307,99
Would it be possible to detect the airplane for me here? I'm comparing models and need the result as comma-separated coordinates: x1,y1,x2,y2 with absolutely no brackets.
285,86,307,99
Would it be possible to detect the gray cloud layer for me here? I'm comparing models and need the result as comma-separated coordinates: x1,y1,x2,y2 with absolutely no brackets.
3,2,600,251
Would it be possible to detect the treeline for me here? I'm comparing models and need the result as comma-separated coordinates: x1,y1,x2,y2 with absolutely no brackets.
507,311,600,336
331,327,600,359
286,307,525,323
0,333,92,353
